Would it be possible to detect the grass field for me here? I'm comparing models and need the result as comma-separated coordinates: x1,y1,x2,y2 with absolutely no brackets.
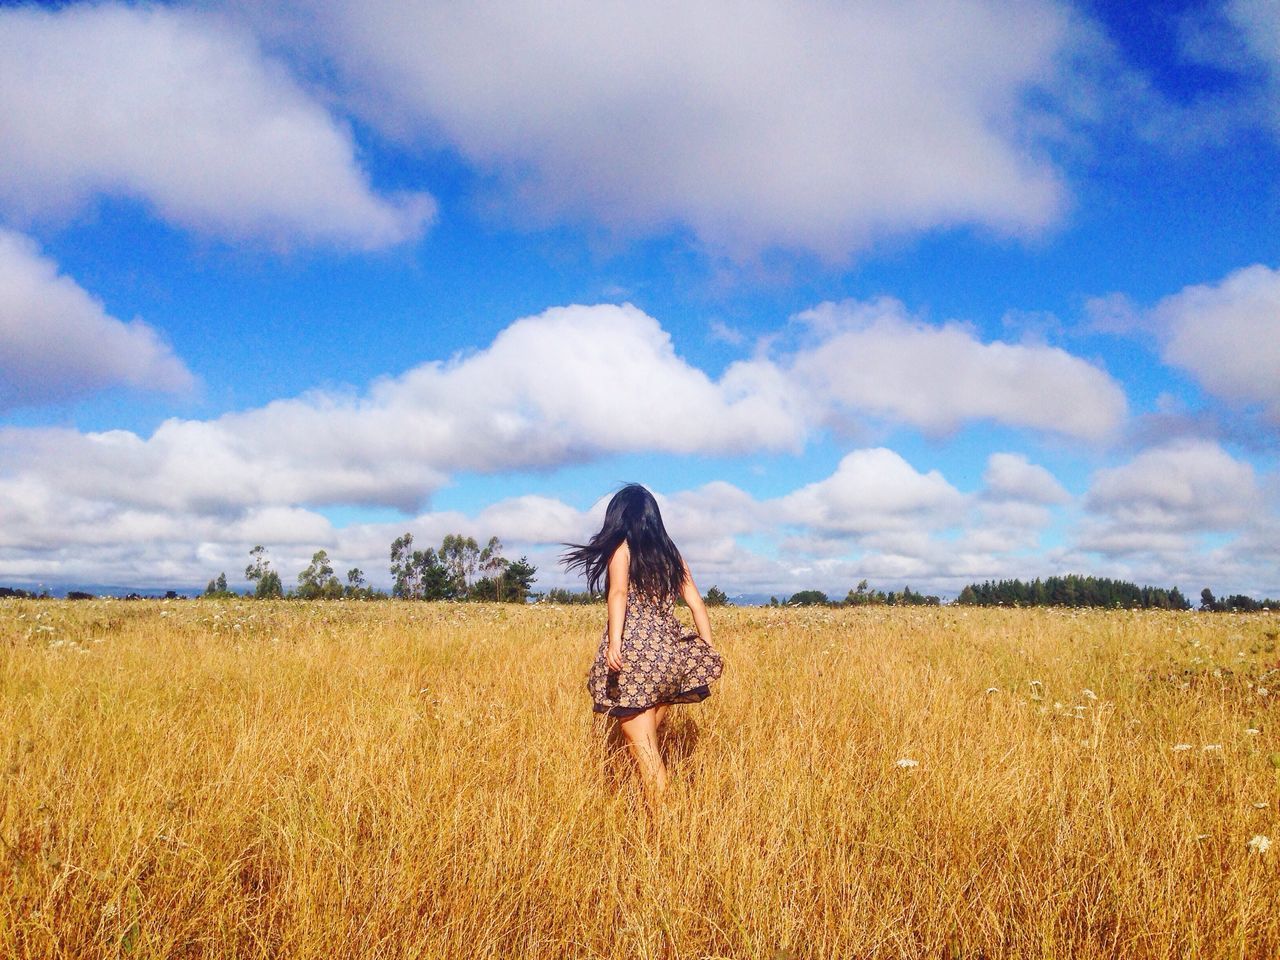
1,599,1278,959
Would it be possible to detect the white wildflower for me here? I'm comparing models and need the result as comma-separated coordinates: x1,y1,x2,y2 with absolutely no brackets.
1246,728,1261,735
895,758,919,769
985,687,999,695
1253,802,1269,809
1247,835,1271,854
1082,688,1098,700
1172,743,1193,752
1202,743,1223,752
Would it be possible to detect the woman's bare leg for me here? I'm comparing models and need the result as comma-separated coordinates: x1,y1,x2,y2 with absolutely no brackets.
618,707,667,806
654,703,670,730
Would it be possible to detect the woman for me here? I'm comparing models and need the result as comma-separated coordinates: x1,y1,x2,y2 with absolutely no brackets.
563,484,723,804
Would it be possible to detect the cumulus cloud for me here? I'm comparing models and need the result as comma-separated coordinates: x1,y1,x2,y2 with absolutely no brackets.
0,229,194,409
0,3,432,248
1153,263,1280,420
1082,440,1261,547
0,303,808,516
777,449,966,536
240,0,1078,258
789,298,1127,439
4,430,1275,597
0,452,1000,595
982,452,1070,504
0,295,1140,589
968,452,1071,553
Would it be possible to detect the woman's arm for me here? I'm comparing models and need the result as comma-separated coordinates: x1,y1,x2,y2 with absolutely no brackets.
679,558,712,643
605,541,630,672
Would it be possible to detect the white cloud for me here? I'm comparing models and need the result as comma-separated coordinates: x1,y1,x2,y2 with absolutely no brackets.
250,0,1077,258
1084,440,1260,535
982,452,1070,504
967,453,1071,553
0,4,432,248
777,448,966,535
1154,263,1280,420
0,229,194,409
4,433,1276,598
789,298,1127,439
1228,0,1280,121
0,303,809,516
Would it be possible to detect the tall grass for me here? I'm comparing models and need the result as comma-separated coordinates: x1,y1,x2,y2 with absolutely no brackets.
1,600,1277,958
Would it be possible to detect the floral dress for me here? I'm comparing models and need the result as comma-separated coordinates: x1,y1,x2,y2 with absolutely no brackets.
587,587,724,717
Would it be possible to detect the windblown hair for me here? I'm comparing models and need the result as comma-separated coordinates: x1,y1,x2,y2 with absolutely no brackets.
561,484,686,598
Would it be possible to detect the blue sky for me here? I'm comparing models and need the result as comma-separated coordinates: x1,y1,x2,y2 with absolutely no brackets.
0,0,1277,598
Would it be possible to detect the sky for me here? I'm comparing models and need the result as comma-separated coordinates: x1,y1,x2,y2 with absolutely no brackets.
0,0,1278,600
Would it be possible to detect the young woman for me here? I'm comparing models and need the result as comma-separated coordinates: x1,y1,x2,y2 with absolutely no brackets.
563,484,723,803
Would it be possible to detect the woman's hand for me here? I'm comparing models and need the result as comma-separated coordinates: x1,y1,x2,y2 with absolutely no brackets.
606,638,624,673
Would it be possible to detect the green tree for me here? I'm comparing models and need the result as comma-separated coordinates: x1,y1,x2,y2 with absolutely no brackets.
391,533,455,600
787,590,829,606
503,556,538,603
298,549,342,600
203,572,233,598
390,534,421,599
344,568,370,599
845,579,887,605
440,534,481,594
245,545,283,599
479,536,509,602
704,585,730,607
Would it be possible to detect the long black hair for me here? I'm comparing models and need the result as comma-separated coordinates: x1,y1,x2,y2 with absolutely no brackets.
561,484,686,598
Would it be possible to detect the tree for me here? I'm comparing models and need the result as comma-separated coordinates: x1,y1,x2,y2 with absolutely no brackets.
503,556,538,603
704,585,730,607
245,545,283,599
1200,588,1220,612
345,568,367,599
845,580,887,605
439,534,480,593
479,536,509,602
203,572,233,598
298,549,342,600
787,590,829,606
390,534,421,599
391,533,455,600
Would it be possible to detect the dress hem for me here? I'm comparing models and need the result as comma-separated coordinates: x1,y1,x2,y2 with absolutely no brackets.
592,684,713,718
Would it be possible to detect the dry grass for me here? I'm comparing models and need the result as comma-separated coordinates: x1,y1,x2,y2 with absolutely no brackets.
1,599,1278,959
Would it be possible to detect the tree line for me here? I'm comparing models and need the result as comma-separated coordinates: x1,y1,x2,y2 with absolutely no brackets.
538,584,733,606
1198,588,1279,613
955,575,1190,609
767,581,942,607
202,534,538,602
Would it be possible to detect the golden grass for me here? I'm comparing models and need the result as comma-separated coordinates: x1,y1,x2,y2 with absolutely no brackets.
2,599,1278,958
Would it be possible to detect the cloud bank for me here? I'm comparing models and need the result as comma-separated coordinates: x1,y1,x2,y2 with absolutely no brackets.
0,229,194,410
0,3,432,249
243,0,1078,258
6,295,1233,595
1154,263,1280,422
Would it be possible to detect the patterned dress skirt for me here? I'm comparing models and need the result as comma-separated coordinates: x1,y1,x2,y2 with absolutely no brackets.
587,588,724,717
